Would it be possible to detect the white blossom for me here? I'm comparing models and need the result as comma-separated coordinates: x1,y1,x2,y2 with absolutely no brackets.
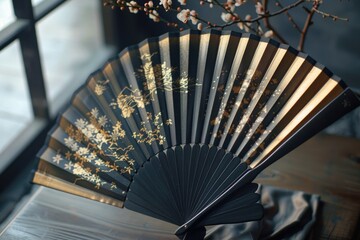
237,14,251,32
77,147,89,156
197,22,203,30
52,154,63,164
255,2,264,15
178,0,186,5
221,12,232,23
95,159,103,166
98,115,108,127
177,9,190,23
190,10,198,25
64,162,74,170
91,108,99,118
235,0,246,7
208,0,213,8
226,0,235,12
73,163,86,176
88,152,97,161
64,137,75,149
70,142,79,152
149,10,160,22
94,84,106,95
263,30,273,38
160,0,172,11
75,119,88,129
127,1,139,14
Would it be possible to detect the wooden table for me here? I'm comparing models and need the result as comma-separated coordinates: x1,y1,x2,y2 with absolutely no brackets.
0,134,359,239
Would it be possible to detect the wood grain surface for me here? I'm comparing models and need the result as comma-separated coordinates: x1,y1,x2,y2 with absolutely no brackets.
256,134,360,239
1,134,359,239
0,187,177,240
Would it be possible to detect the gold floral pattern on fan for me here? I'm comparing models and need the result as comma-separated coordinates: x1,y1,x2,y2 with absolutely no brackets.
53,107,136,189
132,112,167,145
110,88,148,118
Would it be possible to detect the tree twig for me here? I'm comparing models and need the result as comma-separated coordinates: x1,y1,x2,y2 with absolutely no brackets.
298,7,315,51
212,0,306,29
313,8,349,21
276,0,302,33
263,0,287,43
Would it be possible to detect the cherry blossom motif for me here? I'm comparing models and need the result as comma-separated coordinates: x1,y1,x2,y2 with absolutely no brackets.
98,115,108,127
64,162,74,170
91,108,99,118
75,119,88,129
52,154,63,164
94,84,106,96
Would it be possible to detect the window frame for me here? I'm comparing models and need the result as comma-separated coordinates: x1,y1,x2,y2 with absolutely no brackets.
0,0,116,176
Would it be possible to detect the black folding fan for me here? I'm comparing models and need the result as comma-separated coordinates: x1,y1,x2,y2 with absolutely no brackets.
32,30,360,239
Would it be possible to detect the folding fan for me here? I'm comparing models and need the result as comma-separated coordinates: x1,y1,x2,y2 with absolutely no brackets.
32,30,360,239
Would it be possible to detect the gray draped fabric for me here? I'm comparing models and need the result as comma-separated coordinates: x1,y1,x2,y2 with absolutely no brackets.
205,185,320,240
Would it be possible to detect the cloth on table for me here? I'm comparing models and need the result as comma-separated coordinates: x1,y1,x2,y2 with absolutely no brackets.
205,185,320,240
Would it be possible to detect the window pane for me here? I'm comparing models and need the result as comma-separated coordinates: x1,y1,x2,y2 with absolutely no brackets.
0,0,16,31
0,41,33,153
36,0,105,115
32,0,44,6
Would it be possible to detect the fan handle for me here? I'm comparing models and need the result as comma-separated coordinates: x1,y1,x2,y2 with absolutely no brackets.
177,226,206,240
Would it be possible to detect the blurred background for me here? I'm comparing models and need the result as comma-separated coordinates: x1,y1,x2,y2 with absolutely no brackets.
0,0,359,228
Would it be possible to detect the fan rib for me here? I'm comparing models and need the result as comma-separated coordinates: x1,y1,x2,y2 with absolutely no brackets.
158,36,178,146
201,33,232,144
192,161,248,216
205,33,241,144
33,172,124,208
126,159,182,223
192,31,221,143
223,40,270,151
229,44,285,153
236,54,314,159
233,48,301,155
251,79,343,167
210,36,250,146
245,66,335,164
218,36,259,148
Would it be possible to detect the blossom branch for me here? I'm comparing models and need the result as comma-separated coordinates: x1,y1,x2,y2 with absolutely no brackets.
298,6,315,51
262,0,287,43
313,8,349,21
103,0,349,51
275,0,302,33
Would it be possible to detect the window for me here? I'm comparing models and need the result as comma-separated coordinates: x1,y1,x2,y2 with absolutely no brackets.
0,0,114,174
